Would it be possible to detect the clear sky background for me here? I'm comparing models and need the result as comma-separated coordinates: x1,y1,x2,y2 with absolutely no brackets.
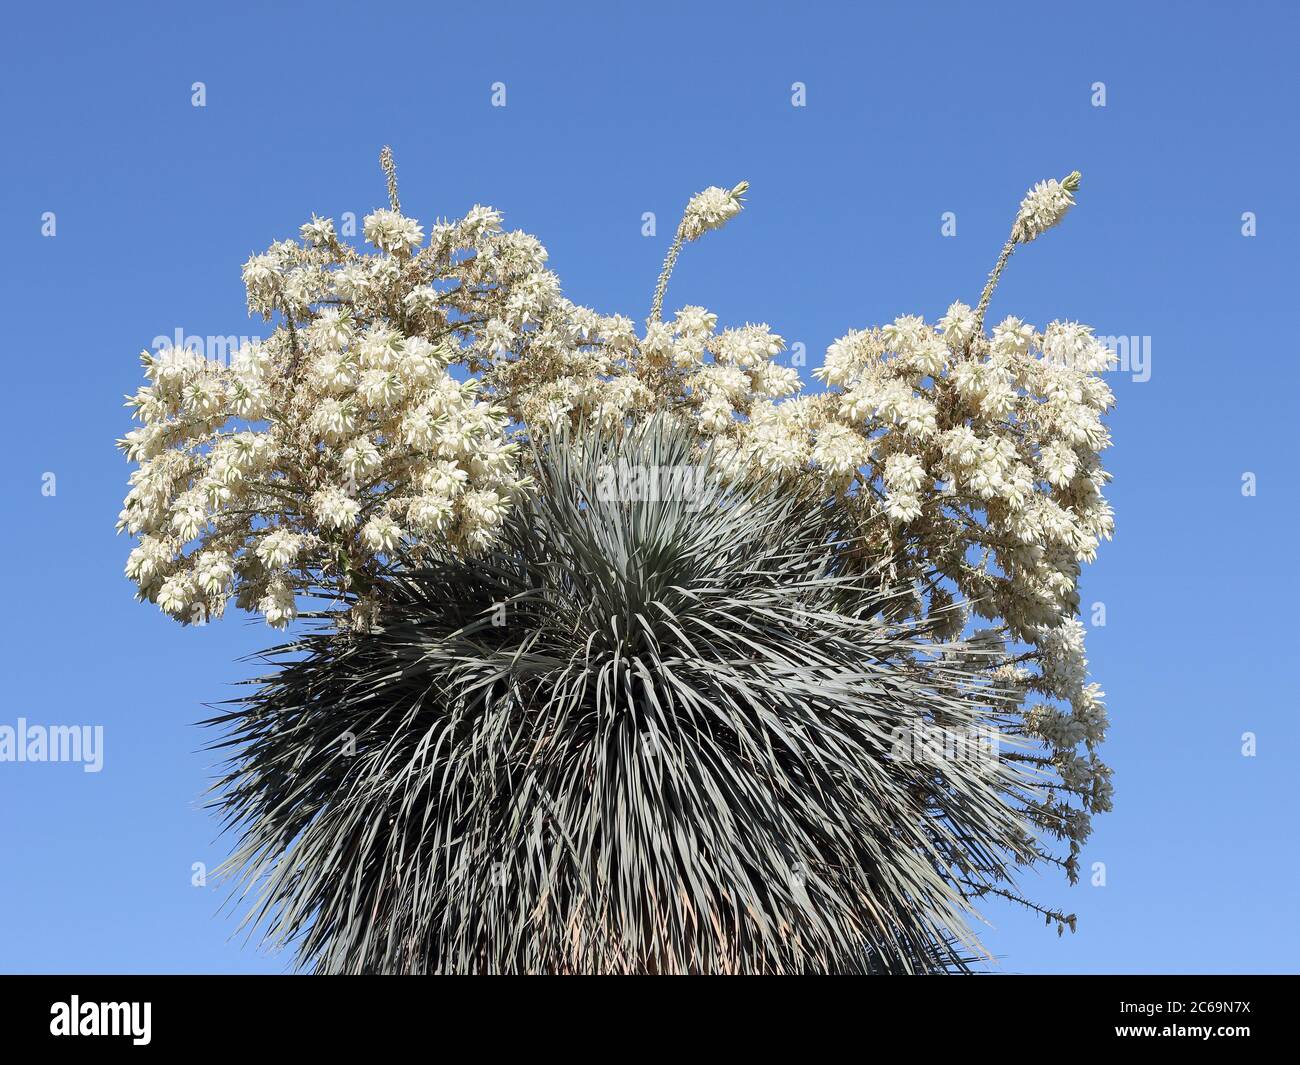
1,0,1296,974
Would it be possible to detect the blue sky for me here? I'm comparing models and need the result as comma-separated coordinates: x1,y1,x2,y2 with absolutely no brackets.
1,0,1296,973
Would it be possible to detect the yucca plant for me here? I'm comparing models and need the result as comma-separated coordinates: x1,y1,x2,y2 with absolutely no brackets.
208,417,1051,973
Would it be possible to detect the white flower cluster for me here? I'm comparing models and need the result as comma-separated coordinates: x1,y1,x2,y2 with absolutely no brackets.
669,298,1118,848
118,164,1115,860
118,201,570,628
679,182,749,242
1012,171,1079,244
483,300,797,437
480,172,1113,857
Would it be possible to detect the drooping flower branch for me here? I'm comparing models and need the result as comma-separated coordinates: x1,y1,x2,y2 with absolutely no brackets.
974,170,1081,337
649,181,749,323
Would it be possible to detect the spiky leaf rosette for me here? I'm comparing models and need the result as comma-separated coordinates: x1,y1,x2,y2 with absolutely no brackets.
209,417,1046,973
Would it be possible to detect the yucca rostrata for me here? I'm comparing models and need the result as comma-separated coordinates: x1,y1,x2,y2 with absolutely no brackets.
209,417,1057,974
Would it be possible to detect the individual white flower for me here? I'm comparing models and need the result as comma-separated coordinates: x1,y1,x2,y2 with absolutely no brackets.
696,364,750,401
403,285,440,320
881,315,931,357
300,215,336,247
1027,704,1086,748
812,423,867,479
230,342,273,378
816,330,872,388
311,486,360,529
256,529,307,569
884,488,922,523
883,452,925,490
228,376,268,419
401,407,440,451
309,398,355,442
150,345,205,397
673,305,717,339
751,362,802,399
1037,442,1079,488
939,428,980,488
358,368,404,409
1036,618,1089,700
906,336,949,378
896,394,938,438
194,551,234,597
181,378,224,416
1000,462,1035,510
712,323,783,367
156,574,196,619
938,301,977,352
992,317,1035,357
169,490,209,542
641,321,675,361
124,383,168,425
260,578,297,629
461,488,508,529
361,516,404,553
363,208,424,252
458,204,503,238
124,537,172,586
398,337,442,386
1075,683,1109,743
1042,320,1115,373
418,460,469,497
341,438,382,483
306,307,352,352
406,494,452,536
356,327,402,371
310,352,355,395
697,393,733,433
241,253,279,307
331,264,371,300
